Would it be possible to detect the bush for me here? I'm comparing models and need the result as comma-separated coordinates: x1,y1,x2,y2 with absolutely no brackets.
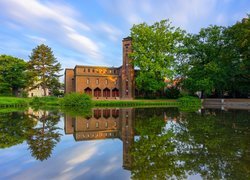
60,93,92,107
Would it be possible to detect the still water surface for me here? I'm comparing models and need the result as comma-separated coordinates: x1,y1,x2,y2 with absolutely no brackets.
0,107,249,180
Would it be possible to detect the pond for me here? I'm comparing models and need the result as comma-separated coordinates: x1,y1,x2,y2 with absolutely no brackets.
0,107,249,179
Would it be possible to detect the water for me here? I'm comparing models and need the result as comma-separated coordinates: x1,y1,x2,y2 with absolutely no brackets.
0,107,249,180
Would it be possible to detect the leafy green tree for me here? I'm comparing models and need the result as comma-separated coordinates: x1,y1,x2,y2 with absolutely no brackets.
178,26,228,97
130,20,185,94
0,55,30,96
27,110,62,161
28,44,62,96
224,15,250,97
50,77,63,96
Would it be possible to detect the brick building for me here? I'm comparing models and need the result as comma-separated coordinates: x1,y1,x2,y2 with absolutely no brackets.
64,37,135,99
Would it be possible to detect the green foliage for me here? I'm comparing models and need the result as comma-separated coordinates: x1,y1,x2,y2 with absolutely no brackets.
60,92,92,107
177,16,250,98
0,55,30,96
165,86,180,99
28,44,62,96
30,96,60,107
130,20,185,93
178,96,201,112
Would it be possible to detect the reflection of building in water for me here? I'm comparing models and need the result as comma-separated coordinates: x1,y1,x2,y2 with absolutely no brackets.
64,108,135,170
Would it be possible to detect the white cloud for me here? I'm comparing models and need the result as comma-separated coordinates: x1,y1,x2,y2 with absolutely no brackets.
97,23,122,42
0,0,103,63
26,35,46,43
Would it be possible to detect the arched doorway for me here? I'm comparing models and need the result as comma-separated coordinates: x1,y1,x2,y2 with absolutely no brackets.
103,109,110,119
94,109,101,119
112,109,119,118
103,88,110,98
84,87,92,96
112,88,119,98
94,88,101,98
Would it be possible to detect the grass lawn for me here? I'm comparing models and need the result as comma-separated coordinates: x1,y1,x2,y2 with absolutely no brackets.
0,97,30,107
0,96,201,108
93,99,179,107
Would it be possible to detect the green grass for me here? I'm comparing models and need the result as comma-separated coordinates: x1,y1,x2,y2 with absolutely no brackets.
0,96,201,110
0,97,29,107
93,99,179,107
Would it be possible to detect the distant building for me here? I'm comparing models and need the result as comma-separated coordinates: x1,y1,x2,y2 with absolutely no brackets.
27,84,49,97
64,37,135,99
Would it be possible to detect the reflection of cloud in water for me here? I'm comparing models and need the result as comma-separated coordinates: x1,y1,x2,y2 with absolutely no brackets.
6,139,130,180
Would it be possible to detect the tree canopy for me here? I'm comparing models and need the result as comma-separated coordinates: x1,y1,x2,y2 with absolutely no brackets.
0,55,30,96
28,44,61,96
130,20,185,94
130,16,249,98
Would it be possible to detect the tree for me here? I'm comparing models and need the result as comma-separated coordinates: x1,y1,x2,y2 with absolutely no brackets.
0,55,30,96
28,44,61,96
130,20,185,94
224,15,250,97
50,77,63,96
178,26,228,98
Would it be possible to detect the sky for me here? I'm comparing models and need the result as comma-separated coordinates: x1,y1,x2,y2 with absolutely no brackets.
0,0,249,78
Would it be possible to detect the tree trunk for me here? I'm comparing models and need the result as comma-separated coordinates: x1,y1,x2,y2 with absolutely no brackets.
12,87,19,97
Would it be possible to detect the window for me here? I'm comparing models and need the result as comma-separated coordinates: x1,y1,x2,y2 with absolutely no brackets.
88,68,90,72
109,70,112,73
105,79,108,85
96,122,99,128
96,78,99,85
114,80,117,85
105,122,108,128
92,69,95,73
87,78,90,84
83,68,85,72
86,123,89,129
114,70,116,74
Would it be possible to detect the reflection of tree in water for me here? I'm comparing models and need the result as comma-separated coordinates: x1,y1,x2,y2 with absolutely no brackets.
130,108,250,179
27,110,62,161
0,111,35,148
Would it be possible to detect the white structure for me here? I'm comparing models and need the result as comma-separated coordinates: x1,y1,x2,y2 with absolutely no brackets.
28,85,49,97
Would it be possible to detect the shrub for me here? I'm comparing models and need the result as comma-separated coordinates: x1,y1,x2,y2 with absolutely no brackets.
60,93,92,107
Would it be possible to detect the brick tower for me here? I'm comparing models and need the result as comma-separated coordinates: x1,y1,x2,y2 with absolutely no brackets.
120,37,135,99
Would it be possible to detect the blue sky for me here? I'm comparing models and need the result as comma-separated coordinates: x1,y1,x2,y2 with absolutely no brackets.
0,0,249,74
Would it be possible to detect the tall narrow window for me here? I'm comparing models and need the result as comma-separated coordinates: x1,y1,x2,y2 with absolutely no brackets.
87,78,90,84
96,122,99,128
96,78,99,85
105,79,108,85
88,68,90,72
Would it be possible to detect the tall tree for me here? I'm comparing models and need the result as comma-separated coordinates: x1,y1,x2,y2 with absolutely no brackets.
130,20,185,94
0,55,30,96
28,44,61,96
